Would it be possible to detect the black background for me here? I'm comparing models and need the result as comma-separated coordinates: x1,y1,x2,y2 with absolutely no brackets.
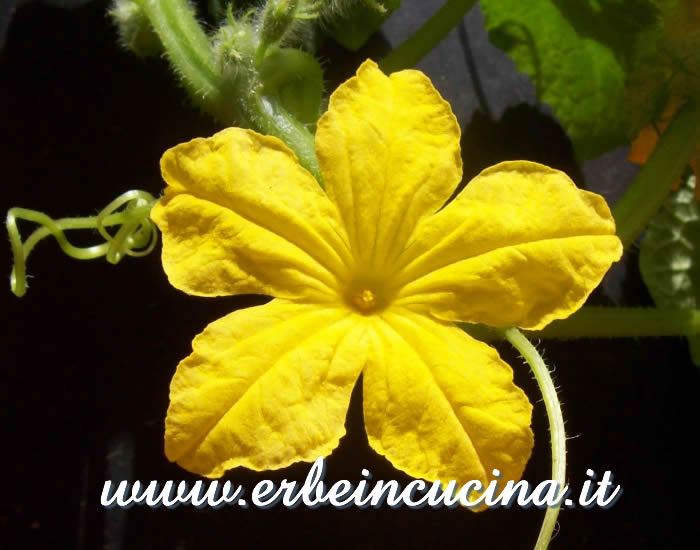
1,1,698,549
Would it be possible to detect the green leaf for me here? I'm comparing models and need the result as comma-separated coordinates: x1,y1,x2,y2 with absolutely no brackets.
480,0,656,161
624,0,700,132
639,173,700,365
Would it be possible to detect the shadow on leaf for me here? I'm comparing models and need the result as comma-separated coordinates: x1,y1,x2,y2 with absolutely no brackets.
459,104,583,192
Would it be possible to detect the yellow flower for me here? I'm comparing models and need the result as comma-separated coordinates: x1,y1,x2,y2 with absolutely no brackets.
151,60,622,496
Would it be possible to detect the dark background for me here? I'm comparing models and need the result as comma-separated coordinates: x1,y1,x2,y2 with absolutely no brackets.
1,1,697,548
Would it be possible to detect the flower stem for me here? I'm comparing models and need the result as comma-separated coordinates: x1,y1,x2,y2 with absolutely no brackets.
379,0,477,73
504,328,565,550
613,99,700,248
248,94,322,184
530,306,700,339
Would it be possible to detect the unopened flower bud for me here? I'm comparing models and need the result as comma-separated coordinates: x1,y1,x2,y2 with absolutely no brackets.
260,0,299,48
109,0,161,57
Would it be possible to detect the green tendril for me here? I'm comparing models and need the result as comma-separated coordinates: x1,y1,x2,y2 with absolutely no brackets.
7,190,158,297
504,328,566,550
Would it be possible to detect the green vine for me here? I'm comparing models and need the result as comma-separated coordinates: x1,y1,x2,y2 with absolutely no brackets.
533,306,700,339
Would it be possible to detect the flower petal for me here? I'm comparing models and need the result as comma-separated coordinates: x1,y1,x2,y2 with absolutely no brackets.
315,60,462,274
393,161,623,330
151,128,352,300
363,310,533,502
165,300,368,478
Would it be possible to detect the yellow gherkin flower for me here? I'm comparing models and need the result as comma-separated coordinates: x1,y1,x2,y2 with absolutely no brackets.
151,60,622,497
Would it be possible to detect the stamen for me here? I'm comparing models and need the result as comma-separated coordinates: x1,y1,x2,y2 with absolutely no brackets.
353,288,377,311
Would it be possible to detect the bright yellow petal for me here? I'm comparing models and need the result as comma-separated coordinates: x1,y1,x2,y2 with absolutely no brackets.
151,128,352,300
165,300,369,478
363,309,533,503
392,161,623,330
315,60,462,274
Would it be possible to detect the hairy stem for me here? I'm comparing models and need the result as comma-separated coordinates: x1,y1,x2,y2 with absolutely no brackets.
504,328,565,550
249,94,322,184
135,0,321,180
137,0,227,115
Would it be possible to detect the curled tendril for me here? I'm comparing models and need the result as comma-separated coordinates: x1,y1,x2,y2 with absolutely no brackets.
6,190,159,297
95,190,159,263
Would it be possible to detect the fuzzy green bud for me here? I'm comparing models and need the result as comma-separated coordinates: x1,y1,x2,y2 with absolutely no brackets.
323,0,399,51
109,0,161,57
260,0,299,47
212,19,259,75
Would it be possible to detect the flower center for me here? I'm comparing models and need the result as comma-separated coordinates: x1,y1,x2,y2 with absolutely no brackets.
345,276,395,315
352,288,377,312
